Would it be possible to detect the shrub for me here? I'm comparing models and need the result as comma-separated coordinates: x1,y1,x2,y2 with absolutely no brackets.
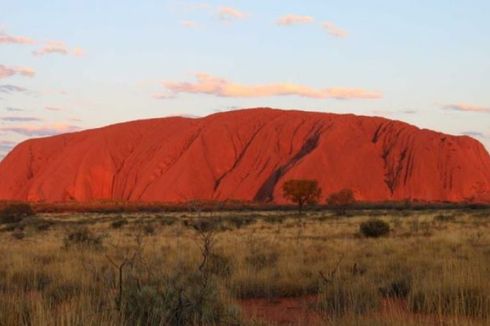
159,216,177,226
206,252,235,278
11,229,25,240
111,218,128,229
360,219,390,238
227,215,256,229
262,215,288,224
327,189,356,215
318,278,381,317
245,250,280,271
379,277,411,299
143,223,156,235
35,220,53,232
434,214,456,223
409,284,489,318
10,270,52,292
44,282,82,305
63,227,104,249
123,272,241,326
185,219,226,233
0,203,35,224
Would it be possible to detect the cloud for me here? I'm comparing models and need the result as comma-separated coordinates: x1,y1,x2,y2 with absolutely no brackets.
0,31,35,45
0,140,17,158
323,21,348,38
181,20,198,28
163,73,382,100
401,109,417,114
183,2,210,11
277,15,315,26
152,93,176,100
218,6,246,21
0,84,28,94
442,103,490,113
45,106,63,111
33,41,85,57
462,131,487,138
1,123,81,137
0,65,35,79
5,107,24,112
1,116,42,122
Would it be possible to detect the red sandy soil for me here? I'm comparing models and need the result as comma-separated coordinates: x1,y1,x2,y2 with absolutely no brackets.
239,296,475,325
1,108,489,203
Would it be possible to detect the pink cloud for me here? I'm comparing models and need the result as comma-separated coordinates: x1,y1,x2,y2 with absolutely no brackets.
33,41,85,57
323,21,348,38
218,6,246,21
163,73,382,100
0,31,35,45
181,20,198,28
0,64,35,79
277,15,315,26
1,123,81,137
443,103,490,113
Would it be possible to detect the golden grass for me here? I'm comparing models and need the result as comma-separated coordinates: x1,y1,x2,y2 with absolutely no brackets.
0,208,489,325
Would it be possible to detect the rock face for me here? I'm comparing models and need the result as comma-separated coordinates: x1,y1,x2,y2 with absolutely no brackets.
0,108,489,203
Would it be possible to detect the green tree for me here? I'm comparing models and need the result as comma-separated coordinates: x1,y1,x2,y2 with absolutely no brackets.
282,179,322,213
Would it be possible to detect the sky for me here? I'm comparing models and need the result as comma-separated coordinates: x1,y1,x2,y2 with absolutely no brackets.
1,0,490,159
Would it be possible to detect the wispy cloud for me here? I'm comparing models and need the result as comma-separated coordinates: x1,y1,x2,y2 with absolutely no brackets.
1,116,42,122
45,106,63,112
0,65,35,79
442,103,490,113
5,107,24,112
277,14,315,26
401,109,417,114
0,31,35,45
323,21,348,38
163,73,382,100
33,41,84,57
218,6,246,21
152,93,176,100
0,84,28,94
1,123,81,137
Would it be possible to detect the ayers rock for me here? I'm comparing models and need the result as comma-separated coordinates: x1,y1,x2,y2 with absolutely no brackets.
0,108,489,203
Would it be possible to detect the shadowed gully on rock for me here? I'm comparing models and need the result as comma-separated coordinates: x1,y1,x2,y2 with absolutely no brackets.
0,108,489,203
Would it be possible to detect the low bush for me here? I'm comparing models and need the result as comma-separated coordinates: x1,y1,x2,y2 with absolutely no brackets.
318,277,381,317
159,216,177,226
379,277,411,299
245,250,279,271
10,270,52,292
409,281,489,318
227,215,256,229
11,229,25,240
207,252,234,278
0,203,35,224
44,282,82,305
63,227,104,249
111,218,128,229
123,272,241,326
360,219,390,238
434,214,456,223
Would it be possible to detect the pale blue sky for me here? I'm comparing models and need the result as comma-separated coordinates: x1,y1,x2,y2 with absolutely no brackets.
1,0,489,158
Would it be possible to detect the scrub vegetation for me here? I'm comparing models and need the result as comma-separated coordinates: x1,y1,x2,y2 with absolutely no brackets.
0,203,489,325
